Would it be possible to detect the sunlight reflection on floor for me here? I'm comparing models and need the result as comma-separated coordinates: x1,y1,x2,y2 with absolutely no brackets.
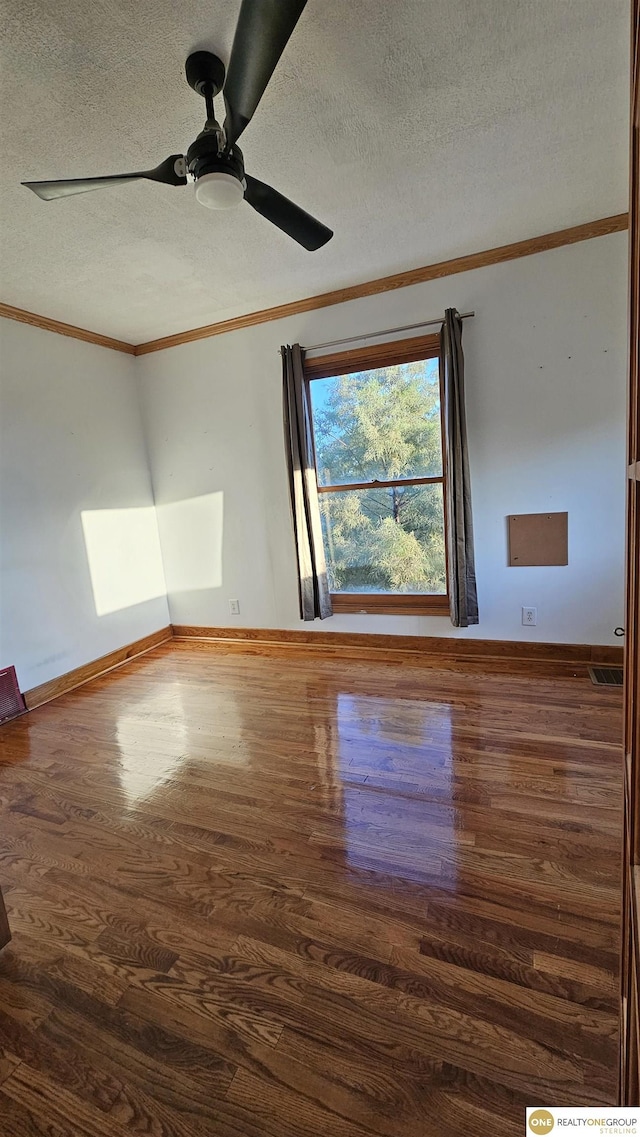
115,681,249,805
336,693,458,887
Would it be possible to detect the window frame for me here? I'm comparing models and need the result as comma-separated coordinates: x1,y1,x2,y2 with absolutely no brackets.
304,333,450,616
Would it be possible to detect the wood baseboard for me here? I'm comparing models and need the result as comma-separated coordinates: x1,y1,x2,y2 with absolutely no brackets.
23,627,172,710
171,625,623,676
17,623,623,714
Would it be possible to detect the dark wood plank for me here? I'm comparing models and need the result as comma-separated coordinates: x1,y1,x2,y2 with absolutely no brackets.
0,884,10,952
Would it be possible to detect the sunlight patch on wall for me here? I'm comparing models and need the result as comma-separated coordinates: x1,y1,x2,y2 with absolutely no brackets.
81,506,166,616
156,491,223,594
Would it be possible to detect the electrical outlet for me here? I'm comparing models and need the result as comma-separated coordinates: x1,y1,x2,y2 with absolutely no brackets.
522,606,537,626
229,599,240,616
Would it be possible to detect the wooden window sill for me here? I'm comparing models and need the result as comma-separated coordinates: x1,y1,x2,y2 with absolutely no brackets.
330,593,450,616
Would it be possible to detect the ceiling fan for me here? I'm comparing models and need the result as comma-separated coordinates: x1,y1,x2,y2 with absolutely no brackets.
22,0,333,251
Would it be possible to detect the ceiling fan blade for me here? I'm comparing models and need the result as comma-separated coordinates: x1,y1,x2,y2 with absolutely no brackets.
244,174,332,251
223,0,307,145
22,154,187,201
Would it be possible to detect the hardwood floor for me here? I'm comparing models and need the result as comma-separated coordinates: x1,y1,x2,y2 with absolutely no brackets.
0,641,623,1135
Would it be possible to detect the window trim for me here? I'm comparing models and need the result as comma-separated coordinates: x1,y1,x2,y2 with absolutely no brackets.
304,333,450,616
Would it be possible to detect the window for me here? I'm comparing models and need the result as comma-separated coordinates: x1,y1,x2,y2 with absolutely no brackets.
306,334,449,615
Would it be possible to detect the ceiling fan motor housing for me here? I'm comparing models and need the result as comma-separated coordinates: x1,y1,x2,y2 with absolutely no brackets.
186,132,245,186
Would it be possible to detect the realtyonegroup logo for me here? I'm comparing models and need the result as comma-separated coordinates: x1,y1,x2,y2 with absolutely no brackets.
529,1111,555,1133
527,1109,638,1135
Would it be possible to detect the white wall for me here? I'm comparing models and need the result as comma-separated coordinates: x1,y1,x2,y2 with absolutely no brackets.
0,232,625,699
0,318,169,691
137,231,628,646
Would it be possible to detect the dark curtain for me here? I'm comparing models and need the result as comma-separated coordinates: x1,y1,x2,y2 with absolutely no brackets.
282,344,333,621
441,309,479,627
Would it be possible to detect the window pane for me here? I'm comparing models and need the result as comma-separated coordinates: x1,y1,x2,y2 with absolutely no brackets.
320,483,446,594
310,357,442,487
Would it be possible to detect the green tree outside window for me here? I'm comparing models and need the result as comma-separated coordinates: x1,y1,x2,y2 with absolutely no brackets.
310,357,447,595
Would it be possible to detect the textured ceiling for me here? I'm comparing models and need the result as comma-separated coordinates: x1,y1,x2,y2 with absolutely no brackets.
0,0,630,343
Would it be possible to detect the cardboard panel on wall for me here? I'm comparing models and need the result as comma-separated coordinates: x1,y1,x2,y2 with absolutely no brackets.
508,512,568,567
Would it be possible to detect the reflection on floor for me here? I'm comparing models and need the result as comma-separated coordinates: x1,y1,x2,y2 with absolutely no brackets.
0,641,623,1136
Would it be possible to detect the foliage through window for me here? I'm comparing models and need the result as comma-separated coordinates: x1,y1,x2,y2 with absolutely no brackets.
306,336,449,614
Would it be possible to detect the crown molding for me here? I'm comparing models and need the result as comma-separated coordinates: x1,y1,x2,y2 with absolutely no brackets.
0,213,628,357
134,212,629,355
0,302,136,354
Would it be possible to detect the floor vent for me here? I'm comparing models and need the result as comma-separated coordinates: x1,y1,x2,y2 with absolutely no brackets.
588,666,624,688
0,666,26,723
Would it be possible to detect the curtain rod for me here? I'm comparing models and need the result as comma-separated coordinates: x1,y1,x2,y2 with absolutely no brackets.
302,312,475,355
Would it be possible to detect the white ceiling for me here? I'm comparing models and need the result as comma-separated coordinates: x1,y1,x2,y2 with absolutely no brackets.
0,0,629,344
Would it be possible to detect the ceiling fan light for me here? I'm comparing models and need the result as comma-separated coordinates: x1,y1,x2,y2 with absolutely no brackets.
195,171,244,209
